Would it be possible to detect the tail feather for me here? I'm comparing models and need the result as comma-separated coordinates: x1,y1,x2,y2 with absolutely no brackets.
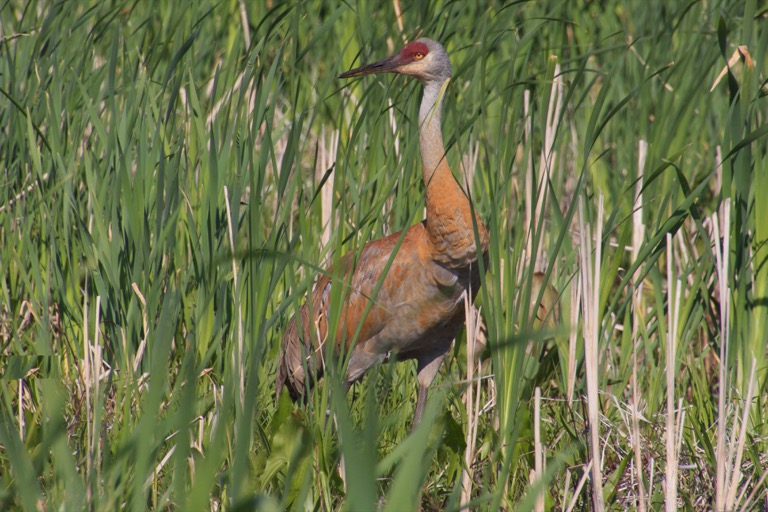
276,302,324,402
277,262,344,402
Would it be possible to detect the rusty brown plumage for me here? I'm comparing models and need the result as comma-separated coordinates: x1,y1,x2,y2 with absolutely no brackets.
277,38,489,427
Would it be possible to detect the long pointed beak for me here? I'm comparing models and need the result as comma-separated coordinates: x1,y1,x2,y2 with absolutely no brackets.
339,54,403,79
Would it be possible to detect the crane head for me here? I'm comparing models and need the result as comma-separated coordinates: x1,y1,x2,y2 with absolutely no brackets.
339,38,451,83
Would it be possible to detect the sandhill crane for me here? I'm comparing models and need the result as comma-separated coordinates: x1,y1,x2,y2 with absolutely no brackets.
276,38,489,427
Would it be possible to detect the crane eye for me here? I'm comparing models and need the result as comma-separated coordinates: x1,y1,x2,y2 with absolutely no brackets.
413,52,424,60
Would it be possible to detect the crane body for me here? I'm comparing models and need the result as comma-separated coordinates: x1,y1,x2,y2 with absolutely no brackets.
277,38,489,426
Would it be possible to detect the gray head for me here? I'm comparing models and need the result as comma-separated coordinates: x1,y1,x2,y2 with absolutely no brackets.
339,38,451,84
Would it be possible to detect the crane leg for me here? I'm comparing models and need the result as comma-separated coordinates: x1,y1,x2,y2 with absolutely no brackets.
412,350,447,431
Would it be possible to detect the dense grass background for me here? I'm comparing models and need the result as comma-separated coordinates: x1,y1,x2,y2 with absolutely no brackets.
1,0,767,510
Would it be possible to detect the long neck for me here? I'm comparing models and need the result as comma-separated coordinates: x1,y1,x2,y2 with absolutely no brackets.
419,80,449,181
419,79,488,266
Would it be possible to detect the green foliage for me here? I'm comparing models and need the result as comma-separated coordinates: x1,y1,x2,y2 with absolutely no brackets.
1,0,766,510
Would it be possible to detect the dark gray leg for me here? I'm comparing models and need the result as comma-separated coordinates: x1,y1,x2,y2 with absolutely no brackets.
412,351,447,431
413,383,429,428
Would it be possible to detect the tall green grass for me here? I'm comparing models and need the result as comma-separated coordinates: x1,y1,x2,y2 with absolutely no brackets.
1,1,766,510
